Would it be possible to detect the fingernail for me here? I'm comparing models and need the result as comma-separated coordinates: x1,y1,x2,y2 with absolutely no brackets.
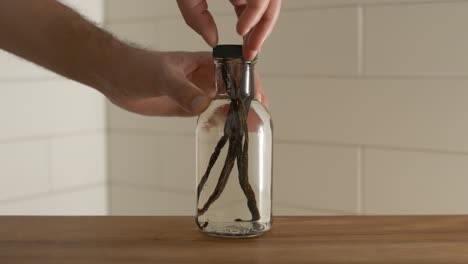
191,95,209,112
244,51,256,61
237,25,247,36
205,35,218,47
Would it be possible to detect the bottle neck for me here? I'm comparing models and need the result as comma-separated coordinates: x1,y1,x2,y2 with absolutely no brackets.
214,58,256,100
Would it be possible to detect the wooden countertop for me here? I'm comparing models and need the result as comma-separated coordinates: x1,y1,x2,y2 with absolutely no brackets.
1,216,468,263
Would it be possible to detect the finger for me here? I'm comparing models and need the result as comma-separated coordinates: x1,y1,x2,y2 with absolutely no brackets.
243,0,281,60
157,52,214,114
160,74,212,114
236,0,270,36
172,51,216,98
232,2,253,54
177,0,218,47
186,52,217,98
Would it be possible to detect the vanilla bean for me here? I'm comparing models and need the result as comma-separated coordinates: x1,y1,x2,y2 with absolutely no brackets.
195,218,209,230
196,59,261,230
195,117,235,229
197,134,229,198
196,99,236,201
197,132,238,216
197,100,240,216
236,98,260,221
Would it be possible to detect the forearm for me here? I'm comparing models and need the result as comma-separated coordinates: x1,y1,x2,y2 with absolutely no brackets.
0,0,147,95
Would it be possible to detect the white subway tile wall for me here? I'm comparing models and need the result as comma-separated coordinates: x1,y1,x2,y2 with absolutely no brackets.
0,186,108,215
274,144,360,214
365,1,468,76
261,7,360,76
108,133,194,192
0,140,49,201
109,185,193,216
106,103,195,134
0,1,107,214
2,0,466,216
105,0,468,216
364,148,468,214
50,134,107,190
0,81,105,140
266,77,468,152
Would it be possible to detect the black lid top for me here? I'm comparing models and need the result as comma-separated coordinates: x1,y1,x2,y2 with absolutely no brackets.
212,45,243,59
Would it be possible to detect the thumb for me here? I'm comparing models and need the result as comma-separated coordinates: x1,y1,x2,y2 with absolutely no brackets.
159,75,212,114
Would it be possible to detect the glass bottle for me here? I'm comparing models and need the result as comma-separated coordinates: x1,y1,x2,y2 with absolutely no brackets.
196,45,273,237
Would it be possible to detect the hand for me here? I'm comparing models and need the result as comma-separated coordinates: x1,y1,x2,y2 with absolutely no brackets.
104,48,267,117
177,0,281,60
105,50,216,116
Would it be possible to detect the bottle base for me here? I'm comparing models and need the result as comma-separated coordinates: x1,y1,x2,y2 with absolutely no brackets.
198,221,271,238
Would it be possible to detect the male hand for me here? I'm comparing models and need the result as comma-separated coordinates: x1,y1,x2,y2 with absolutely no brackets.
176,0,281,60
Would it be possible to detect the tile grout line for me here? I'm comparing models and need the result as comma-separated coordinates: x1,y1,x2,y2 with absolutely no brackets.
102,85,112,215
357,5,365,76
356,5,365,216
0,129,105,145
275,202,356,215
0,76,62,83
104,123,112,215
261,74,468,79
358,147,365,215
274,139,468,157
0,182,107,205
110,179,193,197
101,0,108,26
108,129,195,137
46,139,53,194
362,0,468,7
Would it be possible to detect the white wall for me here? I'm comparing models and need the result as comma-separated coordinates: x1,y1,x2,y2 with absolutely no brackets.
0,0,108,215
105,0,468,216
2,0,467,216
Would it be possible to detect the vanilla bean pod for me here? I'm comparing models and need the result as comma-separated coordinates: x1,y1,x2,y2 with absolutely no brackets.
196,104,240,230
196,59,260,228
196,100,238,229
236,98,260,221
196,132,229,199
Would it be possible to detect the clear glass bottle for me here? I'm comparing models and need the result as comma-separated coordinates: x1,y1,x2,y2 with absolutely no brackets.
196,45,273,237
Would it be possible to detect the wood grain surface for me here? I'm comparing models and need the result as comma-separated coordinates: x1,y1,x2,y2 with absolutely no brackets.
1,216,468,263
